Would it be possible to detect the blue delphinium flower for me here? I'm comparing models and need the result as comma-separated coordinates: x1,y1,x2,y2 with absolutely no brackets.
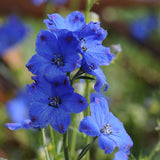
79,93,133,158
130,15,158,41
44,11,115,91
81,59,109,92
26,30,80,80
27,75,88,134
31,0,67,6
0,15,29,56
5,91,32,130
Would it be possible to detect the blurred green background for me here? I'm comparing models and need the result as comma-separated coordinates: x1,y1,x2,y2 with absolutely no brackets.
0,0,160,160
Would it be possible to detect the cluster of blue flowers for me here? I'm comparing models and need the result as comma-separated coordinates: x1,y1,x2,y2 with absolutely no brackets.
6,11,133,159
0,15,29,57
31,0,67,6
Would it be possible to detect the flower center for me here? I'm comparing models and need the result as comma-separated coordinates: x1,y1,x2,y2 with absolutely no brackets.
48,96,61,108
52,53,64,67
100,124,112,135
80,38,87,52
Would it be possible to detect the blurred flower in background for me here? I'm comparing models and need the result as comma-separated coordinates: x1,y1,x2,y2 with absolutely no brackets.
0,15,29,57
5,90,32,130
31,0,67,6
130,14,158,41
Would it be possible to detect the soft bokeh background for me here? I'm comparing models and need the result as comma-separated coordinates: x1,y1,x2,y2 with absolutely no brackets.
0,0,160,159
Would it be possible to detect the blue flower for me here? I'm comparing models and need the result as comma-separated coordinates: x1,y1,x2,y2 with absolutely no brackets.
79,93,133,157
27,75,88,134
81,59,109,92
5,91,32,130
31,0,67,6
26,30,80,80
0,15,29,56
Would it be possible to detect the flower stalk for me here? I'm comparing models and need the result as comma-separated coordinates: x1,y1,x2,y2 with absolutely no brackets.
63,131,70,160
41,128,50,160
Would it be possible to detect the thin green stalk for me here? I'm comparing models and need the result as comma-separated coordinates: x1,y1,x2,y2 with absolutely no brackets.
63,131,70,160
70,114,78,158
41,128,50,160
77,137,97,160
49,125,56,158
85,0,91,23
84,80,91,160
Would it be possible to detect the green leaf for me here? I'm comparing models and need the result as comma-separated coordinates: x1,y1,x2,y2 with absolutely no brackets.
77,144,90,160
77,137,97,160
76,76,95,81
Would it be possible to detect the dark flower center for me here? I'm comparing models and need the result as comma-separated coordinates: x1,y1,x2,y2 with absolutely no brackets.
52,53,64,67
100,124,112,135
48,96,61,108
80,38,87,52
89,64,95,70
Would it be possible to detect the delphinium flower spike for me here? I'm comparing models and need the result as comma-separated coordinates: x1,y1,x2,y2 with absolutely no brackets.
44,11,115,91
79,93,133,159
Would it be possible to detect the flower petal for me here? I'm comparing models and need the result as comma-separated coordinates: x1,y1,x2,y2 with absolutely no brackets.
78,21,107,41
29,102,51,128
26,54,50,75
113,151,128,160
65,11,85,31
79,116,100,137
61,93,88,113
84,44,114,67
36,30,59,60
98,135,116,154
58,31,80,72
48,108,71,134
89,93,109,129
44,13,65,31
108,113,133,155
5,123,22,130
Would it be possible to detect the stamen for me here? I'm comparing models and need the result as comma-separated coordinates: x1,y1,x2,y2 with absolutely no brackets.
82,46,87,52
89,64,94,70
48,96,61,108
100,124,112,135
80,38,88,52
52,53,64,67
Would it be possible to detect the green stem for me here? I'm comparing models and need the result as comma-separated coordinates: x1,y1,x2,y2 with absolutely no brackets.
41,128,50,160
84,79,91,160
85,0,91,23
63,131,70,160
77,137,97,160
70,115,77,158
49,125,56,158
